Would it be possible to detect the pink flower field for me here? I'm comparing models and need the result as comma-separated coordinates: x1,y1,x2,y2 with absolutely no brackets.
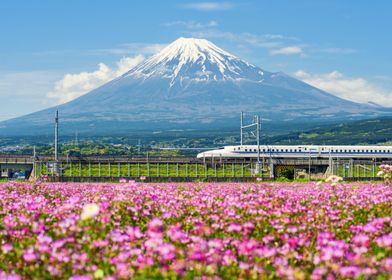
0,181,391,279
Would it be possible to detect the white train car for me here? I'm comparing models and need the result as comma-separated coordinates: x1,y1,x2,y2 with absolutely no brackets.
197,145,392,159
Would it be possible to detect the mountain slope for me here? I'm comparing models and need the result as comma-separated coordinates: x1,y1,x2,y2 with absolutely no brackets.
267,117,392,145
0,37,390,136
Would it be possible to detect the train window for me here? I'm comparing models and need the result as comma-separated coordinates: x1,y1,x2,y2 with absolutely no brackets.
245,149,247,152
272,149,275,152
254,149,256,152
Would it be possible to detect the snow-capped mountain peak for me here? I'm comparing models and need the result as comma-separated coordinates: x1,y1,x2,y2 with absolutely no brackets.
1,37,387,136
124,37,265,84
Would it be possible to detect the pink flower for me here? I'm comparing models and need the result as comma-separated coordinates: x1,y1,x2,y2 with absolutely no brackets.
1,243,13,254
69,276,92,280
311,267,327,280
158,243,176,261
376,233,392,248
352,234,369,247
227,223,242,232
23,249,37,262
339,266,361,278
0,274,21,280
148,218,164,232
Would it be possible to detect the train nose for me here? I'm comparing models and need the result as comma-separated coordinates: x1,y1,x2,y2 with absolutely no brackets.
196,152,205,159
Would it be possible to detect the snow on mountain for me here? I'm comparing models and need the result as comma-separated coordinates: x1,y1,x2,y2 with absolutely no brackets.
0,37,390,136
123,37,264,85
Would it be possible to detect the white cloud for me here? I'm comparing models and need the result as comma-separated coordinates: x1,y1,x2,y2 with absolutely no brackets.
89,43,166,56
188,30,304,54
47,55,145,104
163,20,218,29
181,2,234,11
270,46,303,56
295,70,392,106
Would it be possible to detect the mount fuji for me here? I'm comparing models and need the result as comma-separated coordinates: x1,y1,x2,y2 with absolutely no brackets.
0,37,389,135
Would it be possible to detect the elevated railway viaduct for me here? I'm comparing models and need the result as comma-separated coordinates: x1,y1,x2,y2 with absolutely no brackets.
1,154,388,181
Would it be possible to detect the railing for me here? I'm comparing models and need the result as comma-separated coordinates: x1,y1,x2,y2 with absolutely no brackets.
1,154,391,181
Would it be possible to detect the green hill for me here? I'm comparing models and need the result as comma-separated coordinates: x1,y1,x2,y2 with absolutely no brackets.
266,117,392,145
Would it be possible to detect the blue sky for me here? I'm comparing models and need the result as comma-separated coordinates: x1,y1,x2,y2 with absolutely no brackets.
1,0,392,120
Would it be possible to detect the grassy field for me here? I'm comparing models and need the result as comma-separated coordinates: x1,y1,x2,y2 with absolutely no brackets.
333,163,381,178
35,160,385,179
37,162,272,178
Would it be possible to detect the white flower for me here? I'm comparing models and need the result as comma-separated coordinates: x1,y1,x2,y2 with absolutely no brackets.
325,175,343,184
81,203,100,220
377,170,384,177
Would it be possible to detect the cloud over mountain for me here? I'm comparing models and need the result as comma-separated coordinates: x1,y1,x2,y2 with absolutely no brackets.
1,37,389,136
47,55,145,104
295,70,392,107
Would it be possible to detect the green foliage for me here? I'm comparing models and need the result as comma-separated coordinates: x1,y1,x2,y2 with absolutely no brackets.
276,166,295,180
270,117,392,145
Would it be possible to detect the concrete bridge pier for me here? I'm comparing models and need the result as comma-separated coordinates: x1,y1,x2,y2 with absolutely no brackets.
269,161,274,178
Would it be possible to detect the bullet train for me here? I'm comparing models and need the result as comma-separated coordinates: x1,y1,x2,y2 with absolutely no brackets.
197,145,392,159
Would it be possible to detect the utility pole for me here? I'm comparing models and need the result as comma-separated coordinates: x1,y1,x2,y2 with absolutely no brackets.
75,132,78,146
308,149,311,181
33,146,36,178
257,115,260,164
54,110,59,175
240,112,243,146
240,112,261,175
